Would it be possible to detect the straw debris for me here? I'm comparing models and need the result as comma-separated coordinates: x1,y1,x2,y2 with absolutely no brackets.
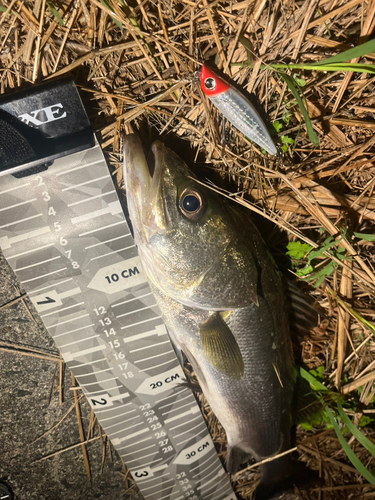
2,0,375,497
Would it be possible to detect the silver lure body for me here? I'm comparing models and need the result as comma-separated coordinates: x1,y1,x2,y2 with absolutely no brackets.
209,87,277,155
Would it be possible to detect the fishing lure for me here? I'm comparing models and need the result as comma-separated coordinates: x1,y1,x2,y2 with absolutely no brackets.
199,65,277,155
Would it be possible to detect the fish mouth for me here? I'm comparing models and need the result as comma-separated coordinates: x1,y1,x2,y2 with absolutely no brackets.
123,135,167,237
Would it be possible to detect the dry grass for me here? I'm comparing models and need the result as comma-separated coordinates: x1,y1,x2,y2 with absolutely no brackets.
1,0,375,498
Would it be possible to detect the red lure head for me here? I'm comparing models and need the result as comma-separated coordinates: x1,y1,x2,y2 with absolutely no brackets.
199,65,230,96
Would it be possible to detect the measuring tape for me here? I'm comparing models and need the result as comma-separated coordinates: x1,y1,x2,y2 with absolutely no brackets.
0,81,236,500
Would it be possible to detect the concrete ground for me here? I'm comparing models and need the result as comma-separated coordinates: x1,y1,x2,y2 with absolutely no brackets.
0,252,142,500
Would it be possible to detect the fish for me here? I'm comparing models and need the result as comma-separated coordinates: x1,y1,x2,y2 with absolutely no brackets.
123,134,295,499
199,65,277,156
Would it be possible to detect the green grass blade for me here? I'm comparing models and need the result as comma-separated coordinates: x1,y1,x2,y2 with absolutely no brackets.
324,405,375,484
312,38,375,66
337,403,375,456
345,306,375,334
47,2,64,25
279,73,319,147
353,232,375,242
300,367,327,391
99,0,122,28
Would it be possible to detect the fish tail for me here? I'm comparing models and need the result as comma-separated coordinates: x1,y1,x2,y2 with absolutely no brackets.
255,456,319,500
254,455,292,499
226,444,248,474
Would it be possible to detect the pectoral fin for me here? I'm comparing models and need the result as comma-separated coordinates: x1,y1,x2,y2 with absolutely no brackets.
199,312,244,379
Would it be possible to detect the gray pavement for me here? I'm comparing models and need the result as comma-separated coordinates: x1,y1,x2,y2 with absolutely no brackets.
0,252,142,500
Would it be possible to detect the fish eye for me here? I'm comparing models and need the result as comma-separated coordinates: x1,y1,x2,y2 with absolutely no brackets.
204,77,216,90
179,190,204,219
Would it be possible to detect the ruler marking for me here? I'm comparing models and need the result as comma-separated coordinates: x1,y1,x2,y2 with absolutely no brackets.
85,384,123,396
20,267,68,284
190,451,217,472
28,278,73,295
113,291,153,308
121,316,163,330
89,401,133,413
62,174,109,191
135,472,170,485
198,467,221,485
58,287,82,299
169,414,201,431
159,393,193,410
60,334,99,348
71,356,107,368
0,182,30,195
40,301,85,318
49,313,90,328
72,201,122,225
111,422,145,437
99,407,135,422
117,304,158,319
82,376,118,387
78,219,126,237
56,158,104,176
0,197,37,213
91,400,131,414
141,479,174,492
1,226,51,249
144,488,177,500
192,461,219,479
175,436,195,447
90,244,136,261
112,427,149,445
105,415,139,431
128,444,156,456
0,213,43,229
74,366,112,378
198,470,222,491
104,412,138,429
54,323,95,338
140,358,177,372
164,407,199,424
6,243,54,260
85,233,131,249
109,393,130,403
142,458,163,467
174,421,206,440
162,401,194,417
161,397,193,412
123,327,167,344
65,343,106,360
68,189,116,207
158,491,181,500
126,451,159,465
135,350,174,364
156,388,187,405
211,482,231,499
117,436,152,451
15,255,61,272
130,340,170,354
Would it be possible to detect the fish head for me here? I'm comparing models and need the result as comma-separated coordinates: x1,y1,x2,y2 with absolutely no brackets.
123,135,260,310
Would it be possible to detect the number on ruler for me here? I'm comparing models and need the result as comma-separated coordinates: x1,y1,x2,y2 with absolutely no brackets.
94,306,107,315
88,393,112,409
132,466,153,480
104,267,140,284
